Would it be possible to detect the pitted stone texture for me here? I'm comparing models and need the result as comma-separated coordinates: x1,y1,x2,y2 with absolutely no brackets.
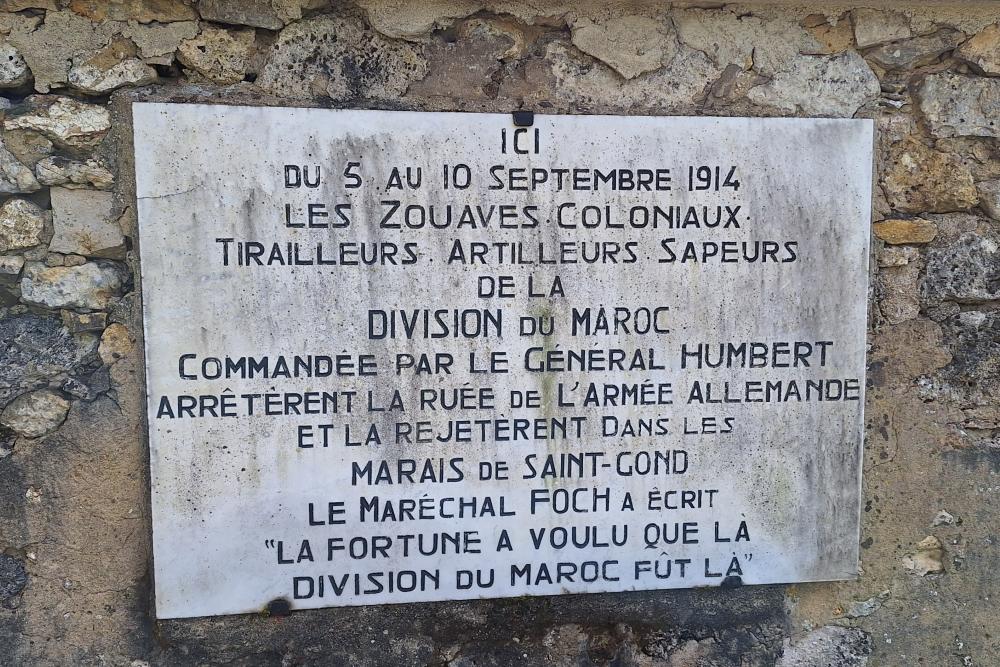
68,38,157,94
258,15,426,101
918,72,1000,139
746,51,879,117
776,625,872,666
935,310,1000,404
123,20,198,63
0,140,40,194
0,41,30,88
0,388,70,437
977,180,1000,221
570,16,676,80
49,188,124,258
178,26,255,84
0,199,47,251
5,10,120,93
5,97,111,149
36,156,114,189
674,9,819,76
852,8,911,48
20,261,127,310
957,24,1000,75
0,312,98,405
499,41,718,114
922,231,1000,306
865,29,964,69
881,138,978,213
68,0,197,23
874,218,937,245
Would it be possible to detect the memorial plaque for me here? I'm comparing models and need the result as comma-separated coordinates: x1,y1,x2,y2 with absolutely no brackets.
134,103,873,619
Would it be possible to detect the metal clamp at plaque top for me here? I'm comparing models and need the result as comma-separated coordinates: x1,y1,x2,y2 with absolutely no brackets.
512,110,534,127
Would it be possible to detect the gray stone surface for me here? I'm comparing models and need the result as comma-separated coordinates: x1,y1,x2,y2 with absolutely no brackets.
570,16,676,80
177,26,255,84
853,8,911,48
257,14,426,101
957,23,1000,75
977,179,1000,221
197,0,284,30
35,156,114,189
865,29,965,69
48,187,124,257
777,625,872,666
0,41,29,87
746,51,880,117
922,231,1000,306
0,198,45,251
918,72,1000,139
0,388,70,437
20,260,127,310
4,96,112,148
0,311,98,404
0,139,40,194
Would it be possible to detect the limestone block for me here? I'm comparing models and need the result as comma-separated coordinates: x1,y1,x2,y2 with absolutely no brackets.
49,187,124,258
570,16,676,80
921,232,1000,305
36,156,114,189
20,260,127,310
865,29,964,69
976,179,1000,220
69,41,157,94
3,130,53,168
874,218,937,244
0,388,70,438
0,199,46,251
197,0,284,31
4,96,111,149
852,8,911,48
0,139,40,193
746,51,879,117
177,26,255,84
881,138,978,213
919,72,1000,139
98,322,132,364
0,41,30,88
0,255,24,275
673,8,819,76
123,20,198,63
957,23,1000,75
257,15,426,101
5,10,120,93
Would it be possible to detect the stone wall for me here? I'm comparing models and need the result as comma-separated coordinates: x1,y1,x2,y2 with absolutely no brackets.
0,1,998,665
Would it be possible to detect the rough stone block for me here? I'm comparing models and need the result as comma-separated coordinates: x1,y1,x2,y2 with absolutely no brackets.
49,187,124,258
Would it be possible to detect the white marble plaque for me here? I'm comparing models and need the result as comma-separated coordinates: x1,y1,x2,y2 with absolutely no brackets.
133,103,873,619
